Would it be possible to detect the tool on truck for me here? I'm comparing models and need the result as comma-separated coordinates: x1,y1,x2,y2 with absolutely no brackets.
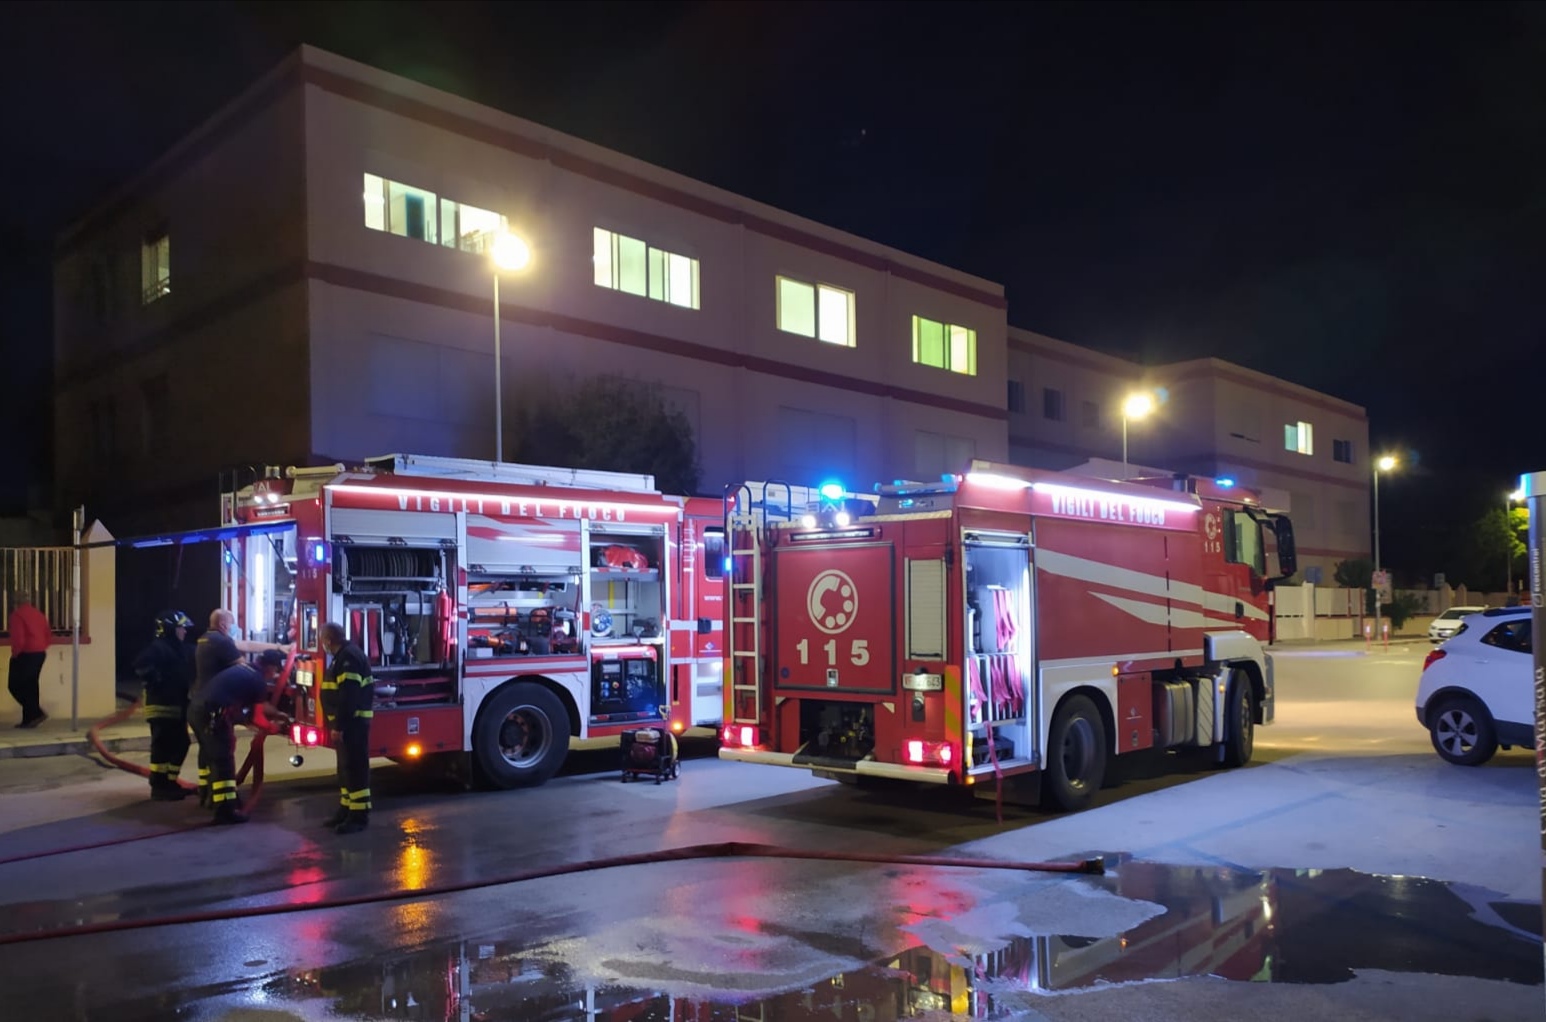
216,454,727,789
719,461,1296,810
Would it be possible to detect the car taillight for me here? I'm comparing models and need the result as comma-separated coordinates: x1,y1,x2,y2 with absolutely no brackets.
905,740,954,766
722,724,759,748
1422,649,1447,671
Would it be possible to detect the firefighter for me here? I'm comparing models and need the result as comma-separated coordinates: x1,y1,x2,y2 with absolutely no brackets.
131,610,196,800
193,648,287,824
190,608,288,806
320,621,374,835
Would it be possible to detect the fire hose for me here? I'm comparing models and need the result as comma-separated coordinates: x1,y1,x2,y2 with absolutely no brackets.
0,841,1105,947
2,651,305,865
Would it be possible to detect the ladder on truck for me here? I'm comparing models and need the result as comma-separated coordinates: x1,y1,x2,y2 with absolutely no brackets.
723,481,797,728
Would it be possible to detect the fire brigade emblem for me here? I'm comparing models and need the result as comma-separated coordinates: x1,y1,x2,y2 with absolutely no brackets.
807,569,858,634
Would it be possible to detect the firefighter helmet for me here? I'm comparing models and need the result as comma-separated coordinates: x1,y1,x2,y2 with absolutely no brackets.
155,610,194,638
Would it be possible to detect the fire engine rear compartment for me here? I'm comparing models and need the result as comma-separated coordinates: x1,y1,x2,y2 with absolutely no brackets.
753,519,1039,784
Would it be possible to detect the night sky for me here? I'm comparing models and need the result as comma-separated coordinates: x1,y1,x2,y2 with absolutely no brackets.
2,1,1542,579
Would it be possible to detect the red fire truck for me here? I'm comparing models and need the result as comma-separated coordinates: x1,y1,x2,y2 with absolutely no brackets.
719,462,1296,810
218,454,727,788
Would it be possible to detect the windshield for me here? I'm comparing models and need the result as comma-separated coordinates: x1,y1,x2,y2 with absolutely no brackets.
1440,608,1479,620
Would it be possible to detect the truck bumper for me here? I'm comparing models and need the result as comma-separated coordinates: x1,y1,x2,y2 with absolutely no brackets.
718,747,953,784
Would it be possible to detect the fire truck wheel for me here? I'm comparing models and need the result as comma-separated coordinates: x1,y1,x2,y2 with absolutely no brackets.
1043,695,1107,812
475,682,571,789
1220,670,1255,769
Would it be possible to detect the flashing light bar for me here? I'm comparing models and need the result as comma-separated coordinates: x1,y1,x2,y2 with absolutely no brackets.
1215,477,1236,488
965,471,1032,491
818,481,845,501
1031,481,1201,514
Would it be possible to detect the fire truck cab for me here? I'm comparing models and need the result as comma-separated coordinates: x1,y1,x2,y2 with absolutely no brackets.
720,461,1296,810
220,454,726,788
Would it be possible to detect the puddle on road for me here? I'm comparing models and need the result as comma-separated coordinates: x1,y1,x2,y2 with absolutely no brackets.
129,857,1546,1019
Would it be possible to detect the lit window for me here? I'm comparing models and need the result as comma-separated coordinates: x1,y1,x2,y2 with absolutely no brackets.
366,173,515,255
594,228,699,308
911,316,975,374
141,234,170,304
778,278,816,337
388,180,438,243
1285,421,1314,456
778,276,854,346
363,173,386,230
440,198,506,254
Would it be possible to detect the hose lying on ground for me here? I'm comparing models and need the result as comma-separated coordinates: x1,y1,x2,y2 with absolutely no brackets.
0,702,284,867
0,840,1104,946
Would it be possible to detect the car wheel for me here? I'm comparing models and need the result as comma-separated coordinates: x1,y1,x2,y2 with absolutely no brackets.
1428,695,1497,766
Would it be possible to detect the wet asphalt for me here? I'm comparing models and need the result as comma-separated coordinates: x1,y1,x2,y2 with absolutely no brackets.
0,642,1540,1021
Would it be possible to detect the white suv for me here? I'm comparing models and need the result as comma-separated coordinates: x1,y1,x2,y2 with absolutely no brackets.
1415,606,1534,765
1427,605,1486,644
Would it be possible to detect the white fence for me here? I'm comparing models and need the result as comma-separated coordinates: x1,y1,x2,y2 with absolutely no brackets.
1272,582,1520,641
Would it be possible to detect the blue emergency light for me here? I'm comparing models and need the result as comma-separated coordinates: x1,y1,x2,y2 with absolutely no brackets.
818,481,845,501
1216,477,1236,488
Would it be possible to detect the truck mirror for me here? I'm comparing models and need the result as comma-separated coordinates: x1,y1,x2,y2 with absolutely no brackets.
1274,517,1297,578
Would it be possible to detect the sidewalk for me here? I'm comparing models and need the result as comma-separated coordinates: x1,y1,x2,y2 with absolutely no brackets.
0,703,149,760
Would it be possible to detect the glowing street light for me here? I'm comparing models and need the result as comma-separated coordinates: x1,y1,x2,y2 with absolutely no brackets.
1121,392,1156,479
1373,455,1398,627
489,231,532,462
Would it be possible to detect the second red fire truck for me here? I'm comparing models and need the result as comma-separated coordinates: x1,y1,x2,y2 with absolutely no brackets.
719,461,1296,810
218,454,727,788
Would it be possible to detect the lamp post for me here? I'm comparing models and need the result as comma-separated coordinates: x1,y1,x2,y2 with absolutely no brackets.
1373,455,1397,630
1505,488,1525,595
1121,392,1155,480
489,231,532,464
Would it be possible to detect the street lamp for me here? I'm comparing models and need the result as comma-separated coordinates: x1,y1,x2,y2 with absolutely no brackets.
1373,454,1397,629
489,231,532,463
1505,488,1525,595
1121,392,1156,480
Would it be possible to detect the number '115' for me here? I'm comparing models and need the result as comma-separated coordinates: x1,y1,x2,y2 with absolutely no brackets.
795,638,870,666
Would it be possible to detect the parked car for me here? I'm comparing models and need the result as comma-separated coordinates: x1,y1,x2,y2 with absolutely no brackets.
1428,605,1487,644
1415,606,1534,765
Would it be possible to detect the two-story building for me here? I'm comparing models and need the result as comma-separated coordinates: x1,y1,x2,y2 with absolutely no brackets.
1006,328,1371,582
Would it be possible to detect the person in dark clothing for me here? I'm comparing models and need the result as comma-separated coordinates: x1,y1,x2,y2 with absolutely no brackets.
132,610,196,800
320,621,374,835
192,649,287,825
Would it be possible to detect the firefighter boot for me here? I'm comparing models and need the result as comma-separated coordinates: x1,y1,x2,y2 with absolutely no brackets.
212,803,249,825
150,774,188,802
321,805,349,828
334,810,369,835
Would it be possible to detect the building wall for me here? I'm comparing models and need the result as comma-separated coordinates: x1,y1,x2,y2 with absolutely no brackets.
52,81,312,526
298,49,1008,493
1147,359,1371,581
1006,329,1139,470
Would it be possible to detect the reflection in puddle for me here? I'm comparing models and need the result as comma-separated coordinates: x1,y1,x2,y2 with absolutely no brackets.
165,856,1546,1019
